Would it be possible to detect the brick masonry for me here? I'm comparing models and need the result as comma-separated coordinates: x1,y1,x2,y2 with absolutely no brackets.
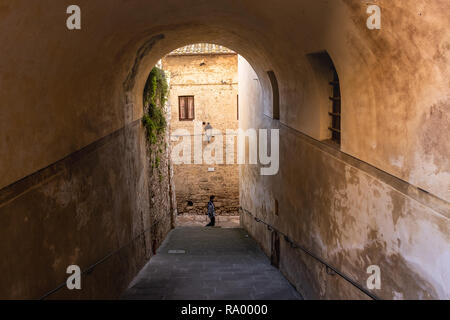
162,51,239,216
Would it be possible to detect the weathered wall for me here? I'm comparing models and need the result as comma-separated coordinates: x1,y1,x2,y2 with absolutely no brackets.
163,53,239,215
0,120,174,299
239,56,450,299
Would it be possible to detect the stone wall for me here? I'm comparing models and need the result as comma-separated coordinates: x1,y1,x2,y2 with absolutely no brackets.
162,53,239,216
145,112,177,255
0,120,175,299
1,0,449,300
172,163,240,216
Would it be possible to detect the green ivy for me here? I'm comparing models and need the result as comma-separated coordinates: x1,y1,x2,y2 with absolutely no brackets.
142,67,168,148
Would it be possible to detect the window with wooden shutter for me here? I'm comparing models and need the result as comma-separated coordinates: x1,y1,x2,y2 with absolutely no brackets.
179,96,195,121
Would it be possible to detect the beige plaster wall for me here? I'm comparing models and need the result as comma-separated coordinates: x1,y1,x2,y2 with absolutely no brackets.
0,0,448,299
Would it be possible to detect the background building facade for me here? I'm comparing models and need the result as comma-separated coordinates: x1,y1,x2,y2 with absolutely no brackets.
162,44,240,216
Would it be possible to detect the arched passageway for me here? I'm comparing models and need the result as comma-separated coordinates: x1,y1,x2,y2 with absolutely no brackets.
0,1,449,299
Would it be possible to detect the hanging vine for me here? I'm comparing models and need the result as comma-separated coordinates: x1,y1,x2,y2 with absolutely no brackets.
142,66,168,145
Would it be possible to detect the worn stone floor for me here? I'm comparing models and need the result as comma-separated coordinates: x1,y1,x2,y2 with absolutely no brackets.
122,227,302,300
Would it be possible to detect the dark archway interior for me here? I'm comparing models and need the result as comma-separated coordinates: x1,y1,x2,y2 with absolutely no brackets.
0,1,449,300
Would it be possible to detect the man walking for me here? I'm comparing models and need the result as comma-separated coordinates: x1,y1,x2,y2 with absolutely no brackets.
206,195,216,227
